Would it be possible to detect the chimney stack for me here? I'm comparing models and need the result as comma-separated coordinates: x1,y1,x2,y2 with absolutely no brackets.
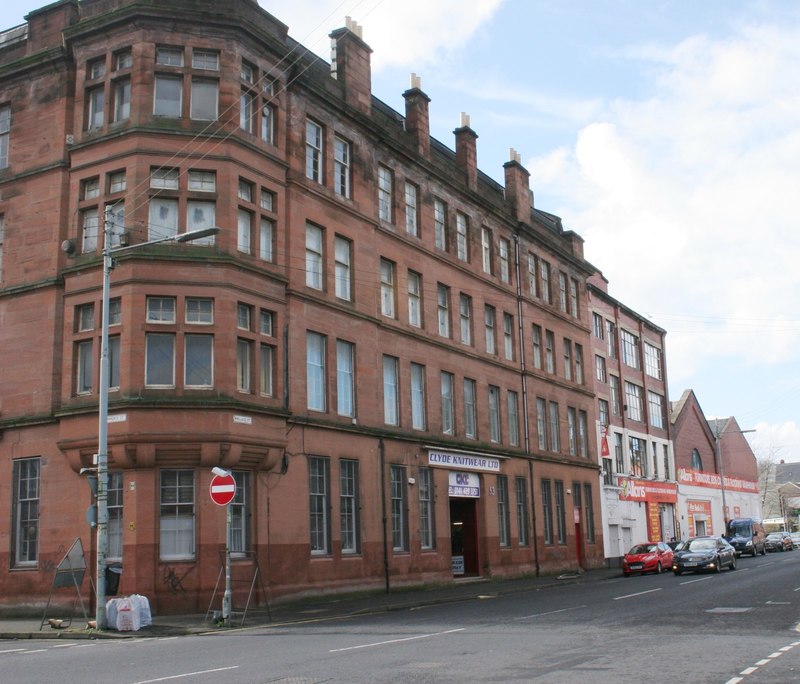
403,73,430,157
503,147,532,223
330,17,373,115
454,113,478,191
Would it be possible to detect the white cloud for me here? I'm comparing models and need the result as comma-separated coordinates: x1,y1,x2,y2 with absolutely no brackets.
259,0,504,71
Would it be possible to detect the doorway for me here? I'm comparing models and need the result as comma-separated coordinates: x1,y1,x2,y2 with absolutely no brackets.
449,498,479,576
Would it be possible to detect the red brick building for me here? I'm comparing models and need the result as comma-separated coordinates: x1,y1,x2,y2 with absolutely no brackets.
0,0,604,615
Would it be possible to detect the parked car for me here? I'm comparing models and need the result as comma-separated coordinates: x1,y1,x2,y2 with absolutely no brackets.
765,532,793,552
725,517,767,557
789,532,800,549
622,542,674,576
672,536,737,575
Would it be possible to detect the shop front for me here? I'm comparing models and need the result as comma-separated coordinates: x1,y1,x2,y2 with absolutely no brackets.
617,477,678,542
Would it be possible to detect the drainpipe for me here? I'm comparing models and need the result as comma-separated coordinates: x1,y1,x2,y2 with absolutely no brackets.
379,438,390,593
513,234,540,576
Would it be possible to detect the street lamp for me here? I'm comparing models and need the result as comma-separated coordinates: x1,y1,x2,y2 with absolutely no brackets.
714,423,756,526
94,208,219,630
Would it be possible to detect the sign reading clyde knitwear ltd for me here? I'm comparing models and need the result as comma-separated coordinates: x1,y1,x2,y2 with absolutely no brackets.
428,450,500,472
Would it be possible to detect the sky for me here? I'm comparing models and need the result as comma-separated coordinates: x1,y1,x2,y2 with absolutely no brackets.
4,1,800,463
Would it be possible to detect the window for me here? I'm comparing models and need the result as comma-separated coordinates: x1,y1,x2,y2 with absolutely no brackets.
380,258,395,318
527,253,538,298
306,332,326,411
0,105,9,169
309,456,330,554
558,271,568,312
115,50,132,70
156,46,183,65
584,483,595,542
625,381,643,421
336,340,355,417
555,481,567,543
567,407,577,455
541,479,553,545
595,355,607,383
606,320,617,358
548,401,560,452
259,218,274,262
239,179,254,203
540,260,551,303
621,330,639,369
148,197,178,240
536,397,547,450
497,475,510,547
184,334,213,387
305,120,323,183
340,459,360,554
545,330,555,373
434,198,447,250
154,75,182,117
259,309,274,336
76,303,94,332
259,344,274,396
12,458,40,565
569,278,579,318
260,189,275,212
488,385,501,443
459,294,472,345
87,86,105,129
464,378,477,439
575,345,584,384
237,209,252,254
531,324,542,370
691,448,703,471
261,103,274,144
237,303,252,330
516,477,529,546
648,391,665,429
113,79,131,122
407,271,422,327
481,227,493,274
563,339,572,381
603,456,614,486
159,469,194,560
108,472,124,560
644,342,662,379
503,313,514,360
610,375,621,416
185,200,214,238
150,167,179,190
441,371,454,436
108,298,121,326
236,339,252,393
663,445,671,480
108,335,120,390
614,432,625,474
404,182,419,236
82,208,99,253
419,467,435,550
108,170,126,194
598,399,609,426
411,363,426,430
145,333,175,386
383,355,399,425
456,212,468,261
391,465,409,551
334,236,352,301
240,60,255,83
630,437,647,477
305,223,323,289
193,49,219,70
378,165,392,222
230,471,250,555
88,57,105,80
593,313,604,338
484,305,496,354
83,177,101,199
652,441,659,479
498,238,510,283
578,410,589,458
240,90,255,132
437,284,450,337
334,136,351,197
507,390,519,447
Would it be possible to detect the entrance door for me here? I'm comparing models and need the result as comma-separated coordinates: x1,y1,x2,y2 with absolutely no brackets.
450,498,479,576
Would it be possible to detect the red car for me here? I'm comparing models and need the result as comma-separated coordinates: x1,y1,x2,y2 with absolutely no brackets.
623,542,674,576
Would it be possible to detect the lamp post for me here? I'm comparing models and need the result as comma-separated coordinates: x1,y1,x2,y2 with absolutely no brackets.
714,422,755,527
95,208,218,630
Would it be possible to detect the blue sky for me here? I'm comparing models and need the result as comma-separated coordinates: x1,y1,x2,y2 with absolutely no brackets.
4,1,800,463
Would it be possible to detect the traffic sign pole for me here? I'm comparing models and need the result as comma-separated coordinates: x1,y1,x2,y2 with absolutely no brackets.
209,471,236,626
223,502,232,626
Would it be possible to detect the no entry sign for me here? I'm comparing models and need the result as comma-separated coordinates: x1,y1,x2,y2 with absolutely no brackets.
209,473,236,506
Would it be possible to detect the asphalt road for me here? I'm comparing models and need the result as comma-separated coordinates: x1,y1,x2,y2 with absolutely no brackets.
3,551,800,683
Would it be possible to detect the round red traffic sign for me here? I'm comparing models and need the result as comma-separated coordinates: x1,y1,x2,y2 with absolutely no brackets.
210,473,236,506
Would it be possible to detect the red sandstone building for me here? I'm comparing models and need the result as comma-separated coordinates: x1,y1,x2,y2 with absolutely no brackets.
0,0,604,615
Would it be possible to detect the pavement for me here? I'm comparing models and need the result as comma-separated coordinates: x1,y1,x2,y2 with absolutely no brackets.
0,566,622,640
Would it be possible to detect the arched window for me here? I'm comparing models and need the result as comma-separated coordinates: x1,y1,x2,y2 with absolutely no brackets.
691,448,703,471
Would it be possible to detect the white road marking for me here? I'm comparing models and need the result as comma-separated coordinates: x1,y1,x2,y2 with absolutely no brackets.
22,649,48,654
514,605,587,620
131,666,238,684
739,667,758,675
329,627,465,653
0,648,26,654
679,575,713,585
613,588,662,601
